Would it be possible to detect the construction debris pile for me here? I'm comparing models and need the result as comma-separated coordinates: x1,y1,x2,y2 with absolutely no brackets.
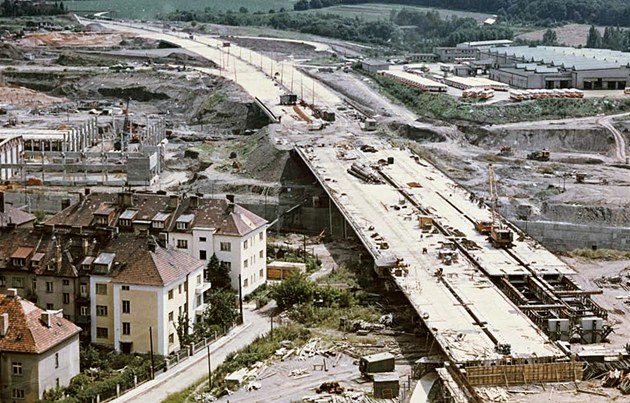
585,359,630,395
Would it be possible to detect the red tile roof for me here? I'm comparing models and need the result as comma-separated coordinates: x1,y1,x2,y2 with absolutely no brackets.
105,235,204,287
0,294,80,354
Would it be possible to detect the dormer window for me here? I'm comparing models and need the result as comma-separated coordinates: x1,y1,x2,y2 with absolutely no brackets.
31,253,45,268
119,209,138,228
152,212,170,229
175,214,194,231
94,215,109,225
11,247,33,268
94,205,116,226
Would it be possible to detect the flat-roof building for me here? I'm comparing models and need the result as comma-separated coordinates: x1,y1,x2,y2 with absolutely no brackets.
483,46,630,90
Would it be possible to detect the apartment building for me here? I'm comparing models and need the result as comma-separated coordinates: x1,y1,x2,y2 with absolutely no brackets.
47,191,268,296
0,290,80,401
89,234,208,355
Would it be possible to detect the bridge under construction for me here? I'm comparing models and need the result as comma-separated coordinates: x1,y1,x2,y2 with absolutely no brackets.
295,140,610,400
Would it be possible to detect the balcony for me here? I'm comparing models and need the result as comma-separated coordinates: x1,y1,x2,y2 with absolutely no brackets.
76,315,91,325
194,302,208,315
195,280,211,295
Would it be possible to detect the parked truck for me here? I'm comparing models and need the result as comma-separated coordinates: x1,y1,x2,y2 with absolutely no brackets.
527,149,550,161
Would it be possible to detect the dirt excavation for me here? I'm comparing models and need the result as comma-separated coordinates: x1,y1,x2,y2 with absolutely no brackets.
3,17,630,403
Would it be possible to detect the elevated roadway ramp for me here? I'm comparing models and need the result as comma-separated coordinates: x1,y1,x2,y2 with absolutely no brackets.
295,143,565,366
76,18,342,125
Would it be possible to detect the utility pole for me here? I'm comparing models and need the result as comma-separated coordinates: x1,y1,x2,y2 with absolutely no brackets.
270,315,274,338
207,345,212,389
149,326,155,379
238,274,244,325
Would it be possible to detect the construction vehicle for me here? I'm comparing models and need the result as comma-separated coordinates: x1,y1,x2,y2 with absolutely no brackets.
498,146,513,156
474,220,493,235
488,164,513,247
527,149,550,161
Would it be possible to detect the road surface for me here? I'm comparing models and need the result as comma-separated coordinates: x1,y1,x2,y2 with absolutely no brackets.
109,305,272,403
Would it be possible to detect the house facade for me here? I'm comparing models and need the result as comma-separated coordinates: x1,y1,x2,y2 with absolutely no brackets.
89,235,208,355
0,290,80,401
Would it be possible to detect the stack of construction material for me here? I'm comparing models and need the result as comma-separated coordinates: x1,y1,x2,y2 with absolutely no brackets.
347,162,382,184
602,369,630,394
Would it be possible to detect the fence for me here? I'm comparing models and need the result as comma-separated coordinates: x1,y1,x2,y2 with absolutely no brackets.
99,328,231,403
465,362,583,387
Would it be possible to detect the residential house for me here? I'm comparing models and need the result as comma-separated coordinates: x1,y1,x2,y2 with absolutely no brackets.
89,234,208,355
46,191,268,296
0,290,80,401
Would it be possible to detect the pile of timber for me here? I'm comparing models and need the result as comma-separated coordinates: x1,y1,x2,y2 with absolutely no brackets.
347,162,382,184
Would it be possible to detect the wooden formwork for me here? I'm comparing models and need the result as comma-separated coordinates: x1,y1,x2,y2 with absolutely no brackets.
465,362,583,387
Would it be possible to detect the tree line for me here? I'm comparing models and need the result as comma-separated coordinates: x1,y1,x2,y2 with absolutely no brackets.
160,8,513,52
586,25,630,51
293,0,630,28
1,0,67,17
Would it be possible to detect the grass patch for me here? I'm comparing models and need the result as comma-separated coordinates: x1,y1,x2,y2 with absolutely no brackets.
162,379,204,403
569,248,630,261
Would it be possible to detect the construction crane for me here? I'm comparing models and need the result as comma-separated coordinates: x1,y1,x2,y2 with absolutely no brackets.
488,164,513,247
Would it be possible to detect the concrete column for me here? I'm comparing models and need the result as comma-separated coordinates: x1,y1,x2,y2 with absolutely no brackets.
0,144,6,181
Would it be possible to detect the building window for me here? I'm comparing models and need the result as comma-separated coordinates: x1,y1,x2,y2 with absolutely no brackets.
152,220,165,229
197,295,202,305
96,327,108,338
168,289,174,299
259,232,264,241
260,269,264,278
63,279,70,286
177,239,188,249
123,322,131,335
243,260,248,268
168,333,174,344
243,240,248,250
11,389,24,399
96,283,107,295
220,242,231,252
178,284,182,294
55,353,59,369
197,274,202,285
46,282,53,293
122,300,130,314
243,278,248,287
176,221,188,230
12,362,22,376
80,283,88,297
63,293,70,304
259,250,264,259
122,285,130,291
0,276,5,286
119,218,131,227
46,303,54,310
81,306,89,316
199,237,207,242
184,282,188,292
96,305,108,317
12,277,23,288
199,250,207,260
168,311,173,322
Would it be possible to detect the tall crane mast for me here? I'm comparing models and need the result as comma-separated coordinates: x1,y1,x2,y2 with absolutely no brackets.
487,164,513,247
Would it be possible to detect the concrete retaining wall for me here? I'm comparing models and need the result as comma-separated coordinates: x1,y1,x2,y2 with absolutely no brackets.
514,220,630,251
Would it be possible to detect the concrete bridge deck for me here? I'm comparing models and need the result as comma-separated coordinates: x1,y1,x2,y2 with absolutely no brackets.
295,142,566,365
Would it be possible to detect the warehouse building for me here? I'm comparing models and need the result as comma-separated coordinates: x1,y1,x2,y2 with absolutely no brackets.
483,46,630,90
434,40,513,62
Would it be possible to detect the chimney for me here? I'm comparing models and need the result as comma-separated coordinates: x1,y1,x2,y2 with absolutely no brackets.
61,198,71,210
6,288,17,297
41,311,52,328
82,238,89,256
189,195,199,209
84,187,90,196
0,313,8,336
0,191,4,213
54,237,62,271
169,195,180,210
117,192,133,208
226,194,235,204
226,194,235,214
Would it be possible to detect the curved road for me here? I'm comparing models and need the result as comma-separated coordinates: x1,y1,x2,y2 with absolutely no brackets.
598,113,629,162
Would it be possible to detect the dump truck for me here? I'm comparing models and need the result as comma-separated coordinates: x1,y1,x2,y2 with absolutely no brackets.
527,149,550,161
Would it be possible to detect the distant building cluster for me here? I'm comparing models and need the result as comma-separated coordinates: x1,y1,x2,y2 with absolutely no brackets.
364,39,630,91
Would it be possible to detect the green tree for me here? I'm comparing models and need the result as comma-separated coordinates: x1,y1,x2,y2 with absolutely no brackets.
175,313,192,346
203,289,239,329
542,29,558,45
586,25,602,48
270,272,314,310
206,253,232,291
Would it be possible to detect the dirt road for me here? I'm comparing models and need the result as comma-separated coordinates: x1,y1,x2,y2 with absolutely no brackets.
598,114,629,162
